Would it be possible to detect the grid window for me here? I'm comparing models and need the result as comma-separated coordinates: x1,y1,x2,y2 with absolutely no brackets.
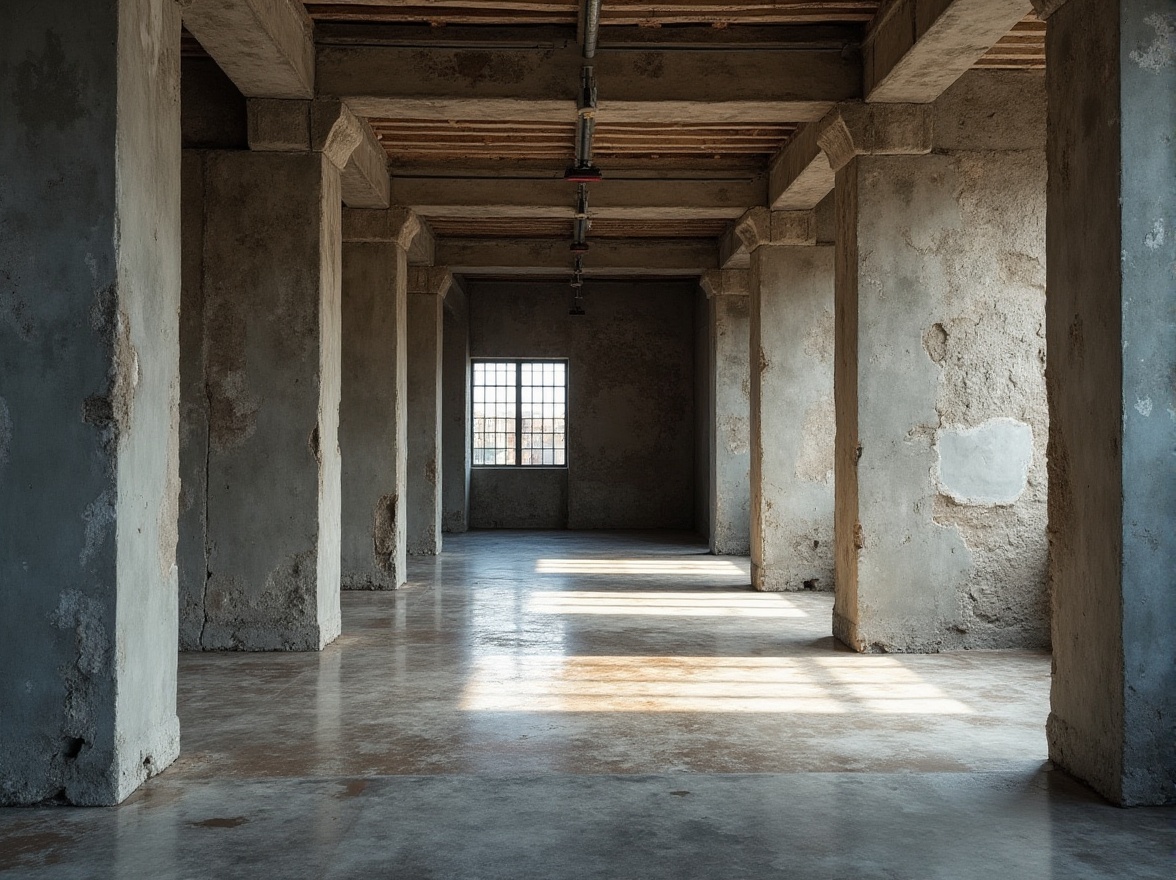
472,360,567,467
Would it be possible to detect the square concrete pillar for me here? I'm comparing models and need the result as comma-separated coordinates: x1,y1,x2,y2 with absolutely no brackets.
832,79,1049,653
339,208,418,590
407,268,453,556
442,288,471,534
1042,0,1175,806
745,210,836,592
180,142,346,650
0,0,182,805
700,271,751,555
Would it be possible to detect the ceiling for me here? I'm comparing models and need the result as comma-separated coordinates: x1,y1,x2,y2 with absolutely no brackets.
297,2,1044,242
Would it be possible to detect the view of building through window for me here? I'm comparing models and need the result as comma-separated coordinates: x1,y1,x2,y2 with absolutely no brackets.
472,360,567,466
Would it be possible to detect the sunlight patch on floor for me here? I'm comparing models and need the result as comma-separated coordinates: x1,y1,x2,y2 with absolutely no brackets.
526,591,806,618
535,558,747,576
461,655,974,715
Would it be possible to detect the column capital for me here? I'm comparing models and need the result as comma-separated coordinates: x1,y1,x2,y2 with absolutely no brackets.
247,98,364,170
1030,0,1070,19
343,207,421,250
816,103,933,172
721,208,816,268
409,267,455,299
700,269,750,298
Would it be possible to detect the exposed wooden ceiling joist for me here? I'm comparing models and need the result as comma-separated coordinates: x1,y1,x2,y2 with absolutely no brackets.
316,43,860,123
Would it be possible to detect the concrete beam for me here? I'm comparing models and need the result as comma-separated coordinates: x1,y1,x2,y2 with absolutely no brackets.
700,269,750,298
436,238,718,277
180,0,314,99
865,0,1032,103
720,208,817,268
389,177,764,221
340,118,391,209
343,206,420,249
317,45,860,123
247,98,366,170
1029,0,1070,17
768,104,933,210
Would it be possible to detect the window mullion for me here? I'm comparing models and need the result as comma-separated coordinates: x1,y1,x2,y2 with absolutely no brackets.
515,360,523,466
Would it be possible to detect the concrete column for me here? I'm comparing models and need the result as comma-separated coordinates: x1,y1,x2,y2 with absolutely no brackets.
339,208,419,590
407,268,453,555
1043,0,1175,807
832,76,1050,653
700,271,751,555
178,100,363,650
746,210,836,592
442,285,471,534
0,0,181,805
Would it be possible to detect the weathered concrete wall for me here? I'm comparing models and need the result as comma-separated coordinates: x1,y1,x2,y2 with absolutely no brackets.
340,239,407,588
180,57,246,150
470,469,570,529
693,290,712,538
750,244,835,592
184,151,342,651
708,292,751,554
1045,0,1176,807
179,152,209,650
468,281,696,529
407,290,444,554
834,71,1049,652
570,283,696,529
0,0,181,805
442,305,471,533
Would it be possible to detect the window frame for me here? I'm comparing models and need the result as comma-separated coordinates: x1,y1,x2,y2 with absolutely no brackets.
470,357,569,469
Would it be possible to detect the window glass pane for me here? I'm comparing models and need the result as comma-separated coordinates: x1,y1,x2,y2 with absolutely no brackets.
472,360,565,468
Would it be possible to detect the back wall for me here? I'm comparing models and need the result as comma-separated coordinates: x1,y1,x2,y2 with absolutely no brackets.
467,279,696,530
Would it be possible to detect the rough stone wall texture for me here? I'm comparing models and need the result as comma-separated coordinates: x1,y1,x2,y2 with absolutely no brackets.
468,281,696,529
186,150,342,651
834,70,1050,653
709,293,751,555
693,290,712,538
340,240,407,589
1045,0,1176,807
442,307,471,533
470,469,570,529
0,0,181,805
407,292,444,554
751,245,836,592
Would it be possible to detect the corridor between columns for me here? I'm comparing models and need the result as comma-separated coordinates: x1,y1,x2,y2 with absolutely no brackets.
3,532,1172,877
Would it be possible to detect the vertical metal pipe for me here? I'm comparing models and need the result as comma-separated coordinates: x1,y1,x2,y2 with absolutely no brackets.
583,0,601,59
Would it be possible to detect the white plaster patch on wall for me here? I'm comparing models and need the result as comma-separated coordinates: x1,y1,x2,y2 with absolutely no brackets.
935,418,1034,506
1144,218,1166,250
1136,396,1154,417
1130,13,1175,72
0,396,11,466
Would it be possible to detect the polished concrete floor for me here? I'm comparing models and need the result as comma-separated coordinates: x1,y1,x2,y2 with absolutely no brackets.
2,531,1172,878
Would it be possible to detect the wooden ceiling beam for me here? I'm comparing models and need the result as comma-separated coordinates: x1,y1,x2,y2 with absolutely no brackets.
317,44,860,123
436,237,718,275
180,0,315,99
390,176,765,220
864,0,1032,103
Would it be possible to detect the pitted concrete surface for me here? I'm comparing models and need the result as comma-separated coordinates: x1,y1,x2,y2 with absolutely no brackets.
1,533,1170,876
